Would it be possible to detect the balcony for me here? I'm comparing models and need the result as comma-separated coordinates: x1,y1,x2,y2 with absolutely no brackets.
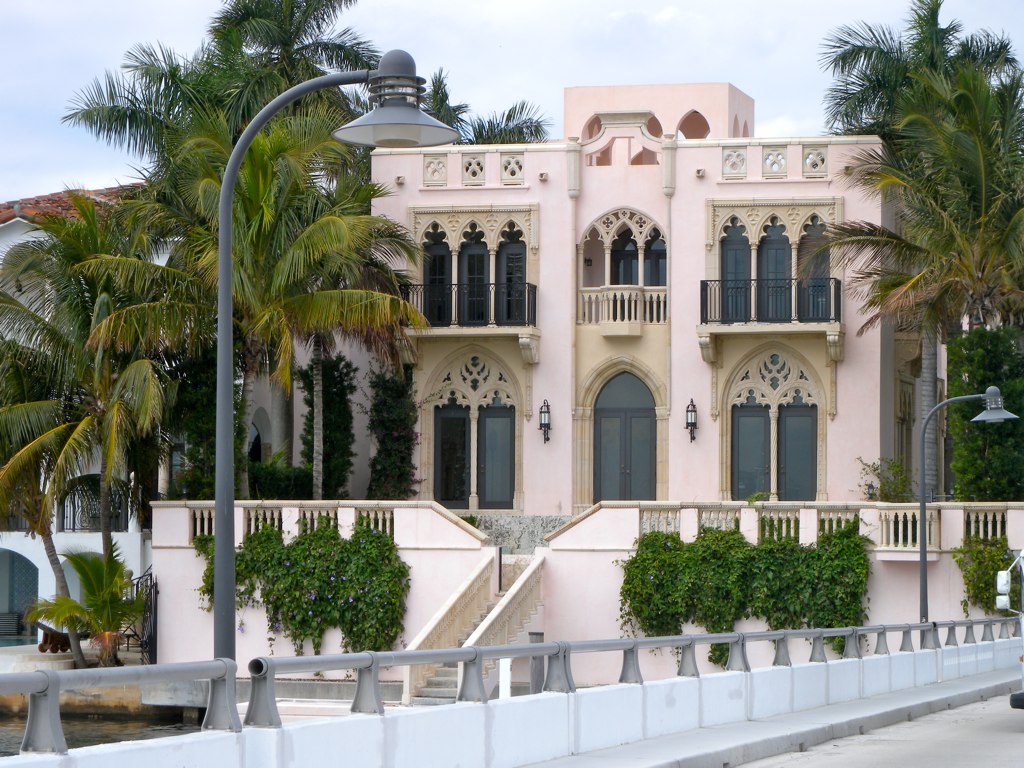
700,278,841,324
577,286,668,336
402,283,540,363
697,279,843,363
403,283,537,327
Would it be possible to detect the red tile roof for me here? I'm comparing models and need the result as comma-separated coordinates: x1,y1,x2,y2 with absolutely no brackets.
0,185,137,226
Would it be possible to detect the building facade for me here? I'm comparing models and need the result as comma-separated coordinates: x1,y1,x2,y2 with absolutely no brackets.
369,82,922,525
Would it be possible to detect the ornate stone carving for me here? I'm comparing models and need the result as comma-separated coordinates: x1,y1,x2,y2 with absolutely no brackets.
501,153,525,184
803,146,828,177
463,155,485,185
705,198,843,253
411,205,538,253
763,147,787,177
722,148,746,178
582,207,663,247
423,155,448,186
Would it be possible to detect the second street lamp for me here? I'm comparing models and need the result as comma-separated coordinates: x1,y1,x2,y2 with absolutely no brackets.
214,51,458,660
917,385,1018,626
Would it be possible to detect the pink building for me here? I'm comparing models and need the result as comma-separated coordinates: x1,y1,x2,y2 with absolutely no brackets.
367,82,920,546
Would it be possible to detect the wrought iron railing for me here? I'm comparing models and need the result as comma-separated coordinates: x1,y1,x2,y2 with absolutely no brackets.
402,282,537,327
59,489,130,532
700,278,841,324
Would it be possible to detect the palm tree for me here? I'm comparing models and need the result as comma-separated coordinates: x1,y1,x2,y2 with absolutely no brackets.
0,194,170,559
820,0,1018,139
26,547,142,667
93,111,424,497
0,350,89,667
823,66,1024,495
424,69,550,144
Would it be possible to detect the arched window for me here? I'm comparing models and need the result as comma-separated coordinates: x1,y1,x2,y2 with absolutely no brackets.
423,223,452,326
644,229,667,287
610,229,638,285
496,221,527,325
728,351,821,501
594,372,656,502
797,215,830,322
430,354,519,511
720,217,750,323
458,223,489,325
757,216,791,322
677,110,710,139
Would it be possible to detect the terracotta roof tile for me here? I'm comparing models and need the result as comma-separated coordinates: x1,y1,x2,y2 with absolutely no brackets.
0,185,139,226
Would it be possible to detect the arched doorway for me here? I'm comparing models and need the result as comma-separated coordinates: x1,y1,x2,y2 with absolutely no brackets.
0,551,38,635
593,373,656,502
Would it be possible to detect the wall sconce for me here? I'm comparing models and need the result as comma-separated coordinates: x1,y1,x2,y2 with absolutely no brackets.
394,175,406,186
539,400,552,443
583,257,593,267
686,399,698,442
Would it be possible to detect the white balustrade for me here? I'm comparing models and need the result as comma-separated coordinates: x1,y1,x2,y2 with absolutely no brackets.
577,286,668,325
964,508,1007,540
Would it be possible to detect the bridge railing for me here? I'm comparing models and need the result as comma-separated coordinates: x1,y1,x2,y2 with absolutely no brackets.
244,615,1016,726
0,659,240,754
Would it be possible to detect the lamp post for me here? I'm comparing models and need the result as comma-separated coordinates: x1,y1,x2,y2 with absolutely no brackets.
214,51,458,659
917,386,1017,624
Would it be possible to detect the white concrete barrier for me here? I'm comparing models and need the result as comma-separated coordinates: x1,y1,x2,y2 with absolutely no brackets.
4,635,1020,768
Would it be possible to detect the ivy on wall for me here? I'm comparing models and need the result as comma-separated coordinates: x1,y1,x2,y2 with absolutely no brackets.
619,523,870,664
952,535,1020,617
194,518,410,654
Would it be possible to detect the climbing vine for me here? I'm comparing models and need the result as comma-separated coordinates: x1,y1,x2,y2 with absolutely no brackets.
194,518,410,654
620,522,870,665
952,535,1019,617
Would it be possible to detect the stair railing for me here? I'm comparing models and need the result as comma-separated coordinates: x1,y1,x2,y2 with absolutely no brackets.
401,551,496,703
462,551,546,696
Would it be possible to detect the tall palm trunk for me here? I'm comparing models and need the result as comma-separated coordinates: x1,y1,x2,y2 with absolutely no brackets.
311,336,324,501
238,344,259,499
919,327,939,500
99,452,113,561
39,525,87,668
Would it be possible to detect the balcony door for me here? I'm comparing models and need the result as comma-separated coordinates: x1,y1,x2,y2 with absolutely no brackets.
496,231,526,325
720,219,750,323
593,373,656,502
798,215,830,322
757,218,791,322
423,240,452,326
458,227,489,326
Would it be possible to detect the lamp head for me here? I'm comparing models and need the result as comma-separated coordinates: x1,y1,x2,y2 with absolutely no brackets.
971,385,1019,424
333,49,459,148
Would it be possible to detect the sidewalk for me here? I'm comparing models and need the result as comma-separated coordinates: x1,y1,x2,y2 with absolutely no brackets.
524,668,1021,768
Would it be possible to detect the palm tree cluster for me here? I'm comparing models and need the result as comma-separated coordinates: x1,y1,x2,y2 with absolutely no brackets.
0,0,551,659
819,0,1024,497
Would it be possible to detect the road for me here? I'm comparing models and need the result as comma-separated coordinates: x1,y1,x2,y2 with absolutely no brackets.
742,695,1024,767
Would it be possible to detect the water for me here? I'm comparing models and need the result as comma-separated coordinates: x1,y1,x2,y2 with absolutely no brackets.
0,637,36,648
0,716,200,756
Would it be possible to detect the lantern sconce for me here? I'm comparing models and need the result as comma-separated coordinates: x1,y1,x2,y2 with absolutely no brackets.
686,399,698,442
539,400,552,443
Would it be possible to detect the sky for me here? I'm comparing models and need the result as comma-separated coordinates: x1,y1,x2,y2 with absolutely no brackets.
2,0,1022,202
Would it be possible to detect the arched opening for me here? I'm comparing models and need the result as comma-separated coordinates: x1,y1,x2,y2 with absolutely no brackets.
797,215,831,322
586,143,613,166
630,147,658,166
583,115,603,141
645,115,664,138
677,110,711,139
0,551,38,637
593,373,656,502
742,120,750,137
249,406,272,463
496,221,527,325
732,115,740,137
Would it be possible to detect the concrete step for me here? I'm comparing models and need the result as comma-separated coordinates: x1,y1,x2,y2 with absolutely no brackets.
432,667,458,679
417,686,457,698
408,696,456,706
425,676,457,688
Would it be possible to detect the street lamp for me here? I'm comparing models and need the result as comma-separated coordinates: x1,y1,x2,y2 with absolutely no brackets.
214,51,458,659
918,386,1018,624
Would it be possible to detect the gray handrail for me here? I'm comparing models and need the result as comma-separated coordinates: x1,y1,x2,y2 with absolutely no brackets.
3,658,240,754
243,616,1015,727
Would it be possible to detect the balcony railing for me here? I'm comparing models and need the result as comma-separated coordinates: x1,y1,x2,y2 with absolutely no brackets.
700,278,841,324
577,286,668,326
59,491,130,533
402,283,537,328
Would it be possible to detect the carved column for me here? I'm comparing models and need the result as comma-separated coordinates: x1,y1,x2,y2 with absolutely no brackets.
749,243,758,320
790,241,800,322
469,409,480,511
769,408,779,501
